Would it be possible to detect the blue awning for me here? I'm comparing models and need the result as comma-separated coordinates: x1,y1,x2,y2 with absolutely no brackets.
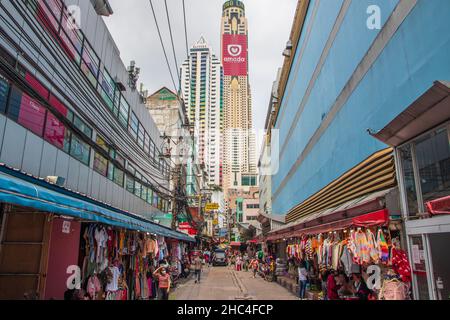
0,170,195,243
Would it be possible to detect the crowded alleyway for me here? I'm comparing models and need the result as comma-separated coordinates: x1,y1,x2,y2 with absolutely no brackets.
172,266,297,300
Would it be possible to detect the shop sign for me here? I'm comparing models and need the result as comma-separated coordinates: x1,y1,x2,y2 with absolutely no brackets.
205,203,219,211
62,220,71,234
412,245,420,264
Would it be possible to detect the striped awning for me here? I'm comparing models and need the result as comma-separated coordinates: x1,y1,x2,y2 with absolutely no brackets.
285,148,396,223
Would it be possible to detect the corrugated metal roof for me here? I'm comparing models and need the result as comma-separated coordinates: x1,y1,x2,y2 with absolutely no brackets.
285,148,396,223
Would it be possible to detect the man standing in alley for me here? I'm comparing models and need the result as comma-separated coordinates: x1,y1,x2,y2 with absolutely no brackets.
250,258,259,279
194,255,203,284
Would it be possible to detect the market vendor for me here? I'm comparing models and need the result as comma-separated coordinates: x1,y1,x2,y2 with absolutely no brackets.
350,273,371,300
327,271,340,300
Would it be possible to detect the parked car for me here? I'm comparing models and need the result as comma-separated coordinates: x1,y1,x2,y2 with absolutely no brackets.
212,250,227,266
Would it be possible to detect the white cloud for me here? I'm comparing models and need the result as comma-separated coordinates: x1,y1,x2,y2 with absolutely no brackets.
103,0,297,132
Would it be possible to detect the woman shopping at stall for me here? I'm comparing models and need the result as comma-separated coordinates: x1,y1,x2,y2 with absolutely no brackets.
153,266,171,300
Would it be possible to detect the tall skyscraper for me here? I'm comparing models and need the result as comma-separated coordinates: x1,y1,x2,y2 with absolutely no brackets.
181,37,223,187
221,0,257,198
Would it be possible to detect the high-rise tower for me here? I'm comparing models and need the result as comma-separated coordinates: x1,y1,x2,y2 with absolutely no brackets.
221,0,257,199
181,37,223,187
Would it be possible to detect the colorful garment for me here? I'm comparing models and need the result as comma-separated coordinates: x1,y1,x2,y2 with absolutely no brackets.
366,229,380,263
391,248,412,283
377,229,390,263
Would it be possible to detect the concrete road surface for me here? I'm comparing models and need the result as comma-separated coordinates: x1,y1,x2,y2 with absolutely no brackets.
171,266,297,300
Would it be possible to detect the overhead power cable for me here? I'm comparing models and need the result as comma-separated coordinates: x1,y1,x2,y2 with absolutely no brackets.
182,0,189,60
148,0,178,94
163,0,180,88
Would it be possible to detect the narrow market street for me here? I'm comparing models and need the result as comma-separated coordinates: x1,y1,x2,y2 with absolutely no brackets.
172,266,297,300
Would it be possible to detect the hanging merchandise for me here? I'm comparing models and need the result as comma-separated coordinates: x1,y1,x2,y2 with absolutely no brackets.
366,229,380,264
391,247,412,283
377,229,390,263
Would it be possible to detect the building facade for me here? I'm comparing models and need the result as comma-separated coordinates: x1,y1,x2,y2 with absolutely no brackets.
221,0,257,195
180,37,223,188
0,0,194,299
266,0,450,300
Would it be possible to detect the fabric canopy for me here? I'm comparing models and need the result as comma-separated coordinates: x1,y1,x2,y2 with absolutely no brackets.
266,209,390,241
426,196,450,215
352,209,389,227
0,170,195,242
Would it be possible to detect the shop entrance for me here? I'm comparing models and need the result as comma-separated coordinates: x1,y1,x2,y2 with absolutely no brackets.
429,233,450,300
0,205,51,299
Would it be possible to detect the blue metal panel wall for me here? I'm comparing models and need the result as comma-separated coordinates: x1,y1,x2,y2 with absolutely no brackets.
273,0,450,215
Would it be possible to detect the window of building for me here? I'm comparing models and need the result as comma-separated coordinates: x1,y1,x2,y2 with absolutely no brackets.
129,112,139,140
119,95,130,128
0,74,10,113
80,41,99,87
399,144,419,216
93,152,108,176
44,112,71,152
70,134,90,166
138,125,145,148
108,164,124,187
141,186,148,202
126,175,135,193
60,10,83,63
134,181,142,198
36,0,62,34
99,68,115,110
147,188,153,205
73,114,92,138
415,127,450,206
8,86,47,137
153,192,159,207
144,132,150,153
399,124,450,216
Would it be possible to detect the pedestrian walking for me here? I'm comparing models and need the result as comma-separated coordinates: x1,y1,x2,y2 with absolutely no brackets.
153,266,171,300
250,258,259,278
194,255,203,284
298,260,308,300
236,255,243,271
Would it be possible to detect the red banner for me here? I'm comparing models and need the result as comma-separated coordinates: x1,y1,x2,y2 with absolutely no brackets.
222,34,247,76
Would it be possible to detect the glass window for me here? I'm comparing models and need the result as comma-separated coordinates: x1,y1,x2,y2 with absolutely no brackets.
129,112,139,140
0,74,10,113
147,188,153,204
48,94,68,117
100,68,115,110
8,87,46,136
70,134,90,165
112,88,120,115
415,127,450,206
150,140,156,159
138,125,145,148
144,132,150,153
134,181,142,198
93,152,108,176
153,193,159,207
399,144,419,216
113,167,124,187
126,175,134,193
96,135,109,153
141,186,148,201
127,163,135,175
73,115,92,138
25,73,49,99
44,112,70,152
115,153,125,167
80,41,99,87
36,0,61,35
119,96,129,128
60,10,83,63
